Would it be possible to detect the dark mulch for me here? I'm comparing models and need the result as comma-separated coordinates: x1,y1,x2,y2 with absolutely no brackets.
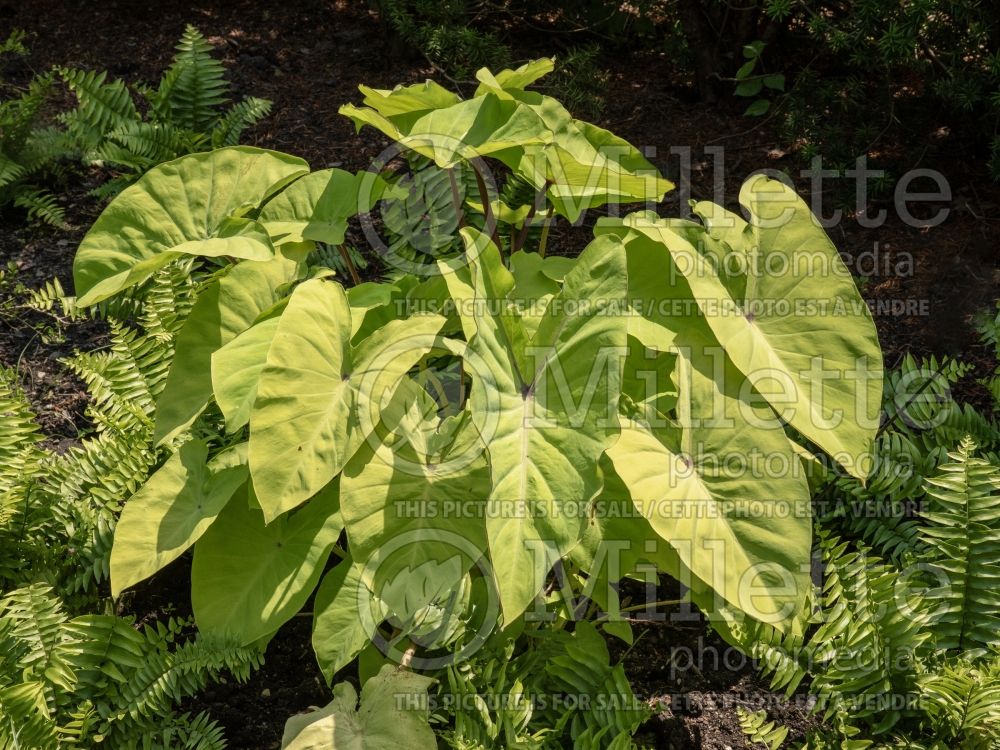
2,1,998,748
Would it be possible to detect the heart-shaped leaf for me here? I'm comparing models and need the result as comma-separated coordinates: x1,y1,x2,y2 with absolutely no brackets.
249,279,447,521
191,481,342,645
281,666,435,750
442,228,628,621
74,146,308,305
154,248,306,443
110,440,248,597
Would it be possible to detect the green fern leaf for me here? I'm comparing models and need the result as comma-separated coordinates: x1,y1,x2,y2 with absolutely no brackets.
920,437,1000,651
149,25,229,132
211,96,271,147
737,706,789,749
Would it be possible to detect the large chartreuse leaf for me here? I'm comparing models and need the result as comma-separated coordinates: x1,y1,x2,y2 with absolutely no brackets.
211,316,280,433
280,666,435,750
507,250,576,339
191,481,342,645
474,66,673,222
341,380,489,618
73,147,308,305
346,280,415,343
605,334,812,628
249,279,447,522
473,58,555,95
442,228,628,622
312,557,387,683
342,63,672,223
569,454,683,614
340,90,549,169
597,175,882,480
620,333,678,422
154,248,307,443
259,168,388,246
110,441,248,598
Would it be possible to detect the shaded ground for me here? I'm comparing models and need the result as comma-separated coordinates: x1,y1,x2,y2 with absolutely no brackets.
2,1,998,748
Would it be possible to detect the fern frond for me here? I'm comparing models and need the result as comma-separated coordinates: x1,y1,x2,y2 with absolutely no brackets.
0,681,58,750
96,120,194,173
211,96,271,147
737,707,789,749
0,584,77,706
115,620,262,722
0,155,26,189
837,498,924,564
810,535,928,733
0,71,56,154
24,277,79,321
732,617,810,697
0,368,42,497
0,29,29,57
920,436,1000,651
19,126,76,173
129,711,227,750
59,67,138,153
149,25,229,132
57,614,147,689
883,354,972,433
918,659,1000,746
13,186,66,227
975,300,1000,355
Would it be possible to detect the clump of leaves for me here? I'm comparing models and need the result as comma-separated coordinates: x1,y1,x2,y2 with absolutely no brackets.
72,61,880,748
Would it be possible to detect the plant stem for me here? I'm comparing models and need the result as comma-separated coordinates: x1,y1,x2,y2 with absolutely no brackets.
447,167,466,228
337,244,361,286
538,207,554,257
472,166,500,248
512,182,551,255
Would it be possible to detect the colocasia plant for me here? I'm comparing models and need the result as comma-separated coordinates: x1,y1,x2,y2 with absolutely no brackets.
72,59,881,746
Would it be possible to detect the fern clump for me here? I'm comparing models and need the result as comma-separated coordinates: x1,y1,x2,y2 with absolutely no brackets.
0,585,260,749
0,259,262,747
0,30,74,227
920,437,1000,652
725,349,1000,749
438,623,649,749
60,25,271,196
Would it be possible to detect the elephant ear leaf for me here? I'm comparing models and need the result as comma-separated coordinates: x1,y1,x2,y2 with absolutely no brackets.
443,228,629,623
341,380,489,620
191,482,343,645
311,556,387,684
259,168,389,246
473,58,555,95
248,278,447,522
281,665,435,750
604,175,882,480
153,248,306,444
606,336,812,630
73,146,309,305
340,91,549,169
211,316,281,433
110,440,248,598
